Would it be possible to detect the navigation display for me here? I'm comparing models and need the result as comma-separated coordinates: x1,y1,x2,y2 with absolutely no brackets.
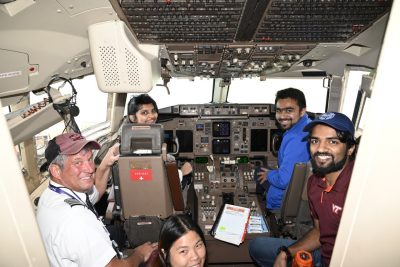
212,139,230,154
176,130,193,153
212,121,230,137
251,129,268,152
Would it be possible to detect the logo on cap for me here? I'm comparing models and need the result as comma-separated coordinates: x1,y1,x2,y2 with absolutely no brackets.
318,112,335,120
68,133,84,141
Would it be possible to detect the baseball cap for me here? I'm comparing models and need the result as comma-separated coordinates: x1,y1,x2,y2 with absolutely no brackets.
303,112,355,137
44,133,100,165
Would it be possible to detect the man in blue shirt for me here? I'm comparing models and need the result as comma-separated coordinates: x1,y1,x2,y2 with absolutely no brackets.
256,88,311,209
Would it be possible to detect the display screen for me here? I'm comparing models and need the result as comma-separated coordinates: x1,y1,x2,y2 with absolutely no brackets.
200,136,209,143
251,129,268,152
212,121,230,137
237,156,249,164
176,130,193,153
195,156,209,164
212,139,230,154
196,124,204,131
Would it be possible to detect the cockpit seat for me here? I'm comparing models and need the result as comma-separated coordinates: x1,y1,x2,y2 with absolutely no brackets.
267,162,312,238
112,123,185,247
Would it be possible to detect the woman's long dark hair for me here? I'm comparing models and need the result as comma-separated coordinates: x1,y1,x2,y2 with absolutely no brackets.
127,94,159,115
158,214,206,267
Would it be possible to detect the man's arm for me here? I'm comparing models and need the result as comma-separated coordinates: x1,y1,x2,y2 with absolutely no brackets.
106,242,158,267
268,136,309,189
257,167,269,184
273,218,321,267
95,143,120,200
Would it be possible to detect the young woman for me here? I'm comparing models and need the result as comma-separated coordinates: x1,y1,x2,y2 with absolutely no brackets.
158,214,207,267
127,94,193,180
127,94,159,125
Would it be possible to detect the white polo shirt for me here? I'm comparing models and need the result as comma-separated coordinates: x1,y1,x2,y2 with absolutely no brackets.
36,182,116,267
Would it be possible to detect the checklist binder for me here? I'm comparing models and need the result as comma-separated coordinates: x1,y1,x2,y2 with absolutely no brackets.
210,204,250,246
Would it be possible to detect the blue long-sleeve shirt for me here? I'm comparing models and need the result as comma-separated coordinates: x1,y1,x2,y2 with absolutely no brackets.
266,114,311,209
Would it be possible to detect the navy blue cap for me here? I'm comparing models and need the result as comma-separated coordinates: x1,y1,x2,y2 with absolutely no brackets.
303,112,355,137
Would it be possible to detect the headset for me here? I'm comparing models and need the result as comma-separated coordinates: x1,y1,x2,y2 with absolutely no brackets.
45,75,81,133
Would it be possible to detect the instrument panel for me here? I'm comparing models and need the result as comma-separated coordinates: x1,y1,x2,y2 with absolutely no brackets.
159,104,278,263
110,104,279,263
159,103,279,158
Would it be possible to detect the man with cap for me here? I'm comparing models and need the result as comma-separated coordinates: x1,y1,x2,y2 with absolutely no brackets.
249,112,357,267
36,132,157,267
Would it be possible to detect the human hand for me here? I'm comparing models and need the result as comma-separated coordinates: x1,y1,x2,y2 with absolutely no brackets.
134,242,158,263
273,251,288,267
181,162,193,176
257,167,268,184
102,143,120,168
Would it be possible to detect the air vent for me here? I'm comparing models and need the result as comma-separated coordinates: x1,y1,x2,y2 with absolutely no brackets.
125,48,140,86
99,46,120,87
88,20,160,93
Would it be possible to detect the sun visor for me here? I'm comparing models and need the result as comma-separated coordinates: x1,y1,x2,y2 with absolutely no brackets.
88,20,160,93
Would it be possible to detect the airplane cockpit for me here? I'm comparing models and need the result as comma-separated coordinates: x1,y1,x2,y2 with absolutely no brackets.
99,103,281,264
1,0,399,266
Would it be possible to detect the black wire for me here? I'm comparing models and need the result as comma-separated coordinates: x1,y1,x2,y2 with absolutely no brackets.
46,76,81,134
62,113,80,134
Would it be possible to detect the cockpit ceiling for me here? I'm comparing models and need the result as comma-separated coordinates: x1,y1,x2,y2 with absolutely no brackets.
117,0,392,79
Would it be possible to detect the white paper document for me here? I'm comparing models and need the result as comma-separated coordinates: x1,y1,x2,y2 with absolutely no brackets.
213,204,250,246
247,215,269,233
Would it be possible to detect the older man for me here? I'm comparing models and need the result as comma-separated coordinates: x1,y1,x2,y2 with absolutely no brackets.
36,132,157,267
250,112,357,267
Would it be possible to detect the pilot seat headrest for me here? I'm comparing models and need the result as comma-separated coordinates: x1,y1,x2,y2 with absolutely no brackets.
120,123,164,156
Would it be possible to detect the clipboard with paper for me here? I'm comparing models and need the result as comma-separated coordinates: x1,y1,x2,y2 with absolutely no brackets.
211,204,250,246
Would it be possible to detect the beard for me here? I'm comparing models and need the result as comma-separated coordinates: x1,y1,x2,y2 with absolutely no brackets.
311,152,348,177
278,118,293,130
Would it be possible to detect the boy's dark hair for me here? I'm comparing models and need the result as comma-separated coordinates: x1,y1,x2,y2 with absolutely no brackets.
307,129,357,160
127,94,158,115
275,88,306,109
336,130,357,160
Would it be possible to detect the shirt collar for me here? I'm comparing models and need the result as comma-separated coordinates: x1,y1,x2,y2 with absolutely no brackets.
49,180,87,201
316,160,355,191
284,113,309,135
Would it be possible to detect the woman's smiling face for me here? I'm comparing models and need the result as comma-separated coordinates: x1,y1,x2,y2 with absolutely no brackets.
168,230,206,267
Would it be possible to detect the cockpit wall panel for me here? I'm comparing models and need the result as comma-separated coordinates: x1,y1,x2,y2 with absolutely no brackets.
0,49,29,98
0,0,119,98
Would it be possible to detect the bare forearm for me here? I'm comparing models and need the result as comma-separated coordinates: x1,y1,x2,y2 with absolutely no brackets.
106,254,142,267
95,143,120,200
287,228,321,256
106,242,157,267
274,219,321,266
95,163,111,199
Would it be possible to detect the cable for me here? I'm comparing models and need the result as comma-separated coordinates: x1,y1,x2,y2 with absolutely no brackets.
46,75,81,134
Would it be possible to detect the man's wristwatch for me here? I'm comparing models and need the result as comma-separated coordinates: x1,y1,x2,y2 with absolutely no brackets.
277,246,292,261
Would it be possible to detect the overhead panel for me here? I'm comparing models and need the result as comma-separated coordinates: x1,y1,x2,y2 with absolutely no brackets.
255,0,392,42
235,0,269,41
119,0,392,79
121,0,245,43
